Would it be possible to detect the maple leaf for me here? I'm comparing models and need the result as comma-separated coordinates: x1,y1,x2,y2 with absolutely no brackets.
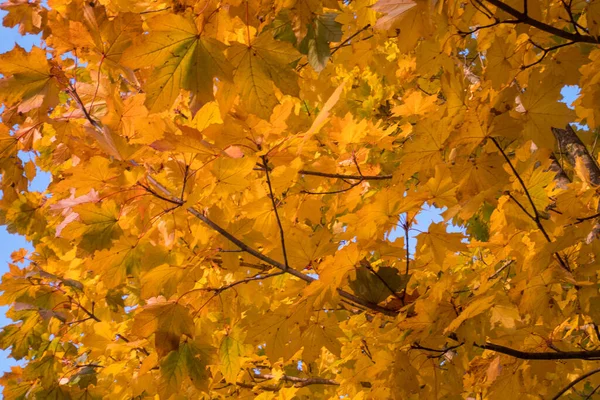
0,0,45,35
0,45,59,113
228,34,300,118
133,301,194,357
122,13,232,112
219,326,246,383
512,72,575,147
416,222,467,268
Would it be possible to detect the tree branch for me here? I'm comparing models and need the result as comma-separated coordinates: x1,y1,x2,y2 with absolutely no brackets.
298,169,392,181
552,367,600,399
552,125,600,186
491,137,571,272
261,156,290,269
416,341,600,360
251,373,339,388
475,342,600,360
482,0,599,44
552,125,600,242
177,271,284,302
522,40,576,69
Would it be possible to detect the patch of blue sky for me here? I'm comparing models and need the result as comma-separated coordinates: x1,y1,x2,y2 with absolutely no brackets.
0,11,49,375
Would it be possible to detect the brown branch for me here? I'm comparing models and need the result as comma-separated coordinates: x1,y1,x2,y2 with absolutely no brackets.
584,383,600,400
299,169,392,180
400,216,411,304
488,259,514,280
576,212,600,223
177,271,284,302
475,342,600,360
552,125,600,186
552,125,600,242
411,342,465,355
506,191,535,220
138,183,183,206
559,0,588,35
416,341,600,360
261,156,290,269
255,166,393,182
329,24,371,57
552,367,600,399
301,182,361,195
457,19,520,36
252,373,339,388
482,0,599,44
491,138,571,272
522,40,576,69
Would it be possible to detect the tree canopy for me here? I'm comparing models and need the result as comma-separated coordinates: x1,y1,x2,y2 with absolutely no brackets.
2,0,600,398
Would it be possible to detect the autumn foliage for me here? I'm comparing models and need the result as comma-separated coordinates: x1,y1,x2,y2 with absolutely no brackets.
3,0,600,398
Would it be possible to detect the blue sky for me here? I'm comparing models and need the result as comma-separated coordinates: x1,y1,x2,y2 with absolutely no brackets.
0,9,583,378
0,12,48,374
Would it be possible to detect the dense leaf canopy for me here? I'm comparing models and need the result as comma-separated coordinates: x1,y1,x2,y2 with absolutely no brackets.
2,0,600,398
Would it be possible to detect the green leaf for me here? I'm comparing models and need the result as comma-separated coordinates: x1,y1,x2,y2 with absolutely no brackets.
62,201,123,253
228,34,300,118
122,13,232,112
219,327,245,383
182,342,209,391
349,266,405,304
159,349,186,397
303,13,343,72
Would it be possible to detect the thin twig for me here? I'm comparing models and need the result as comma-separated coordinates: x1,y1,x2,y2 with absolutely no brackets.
488,260,514,280
491,138,571,272
521,40,576,69
552,367,600,399
299,170,392,180
297,24,371,71
262,156,289,269
400,216,411,304
177,271,284,302
584,383,600,400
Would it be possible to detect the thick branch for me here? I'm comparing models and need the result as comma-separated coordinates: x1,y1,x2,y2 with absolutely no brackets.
552,125,600,242
482,0,599,44
416,341,600,360
476,342,600,360
552,125,600,187
144,173,400,316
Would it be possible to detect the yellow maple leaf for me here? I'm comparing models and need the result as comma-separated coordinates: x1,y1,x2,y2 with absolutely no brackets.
416,222,467,268
228,34,300,118
122,13,232,112
392,90,437,117
512,72,575,148
0,45,59,113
